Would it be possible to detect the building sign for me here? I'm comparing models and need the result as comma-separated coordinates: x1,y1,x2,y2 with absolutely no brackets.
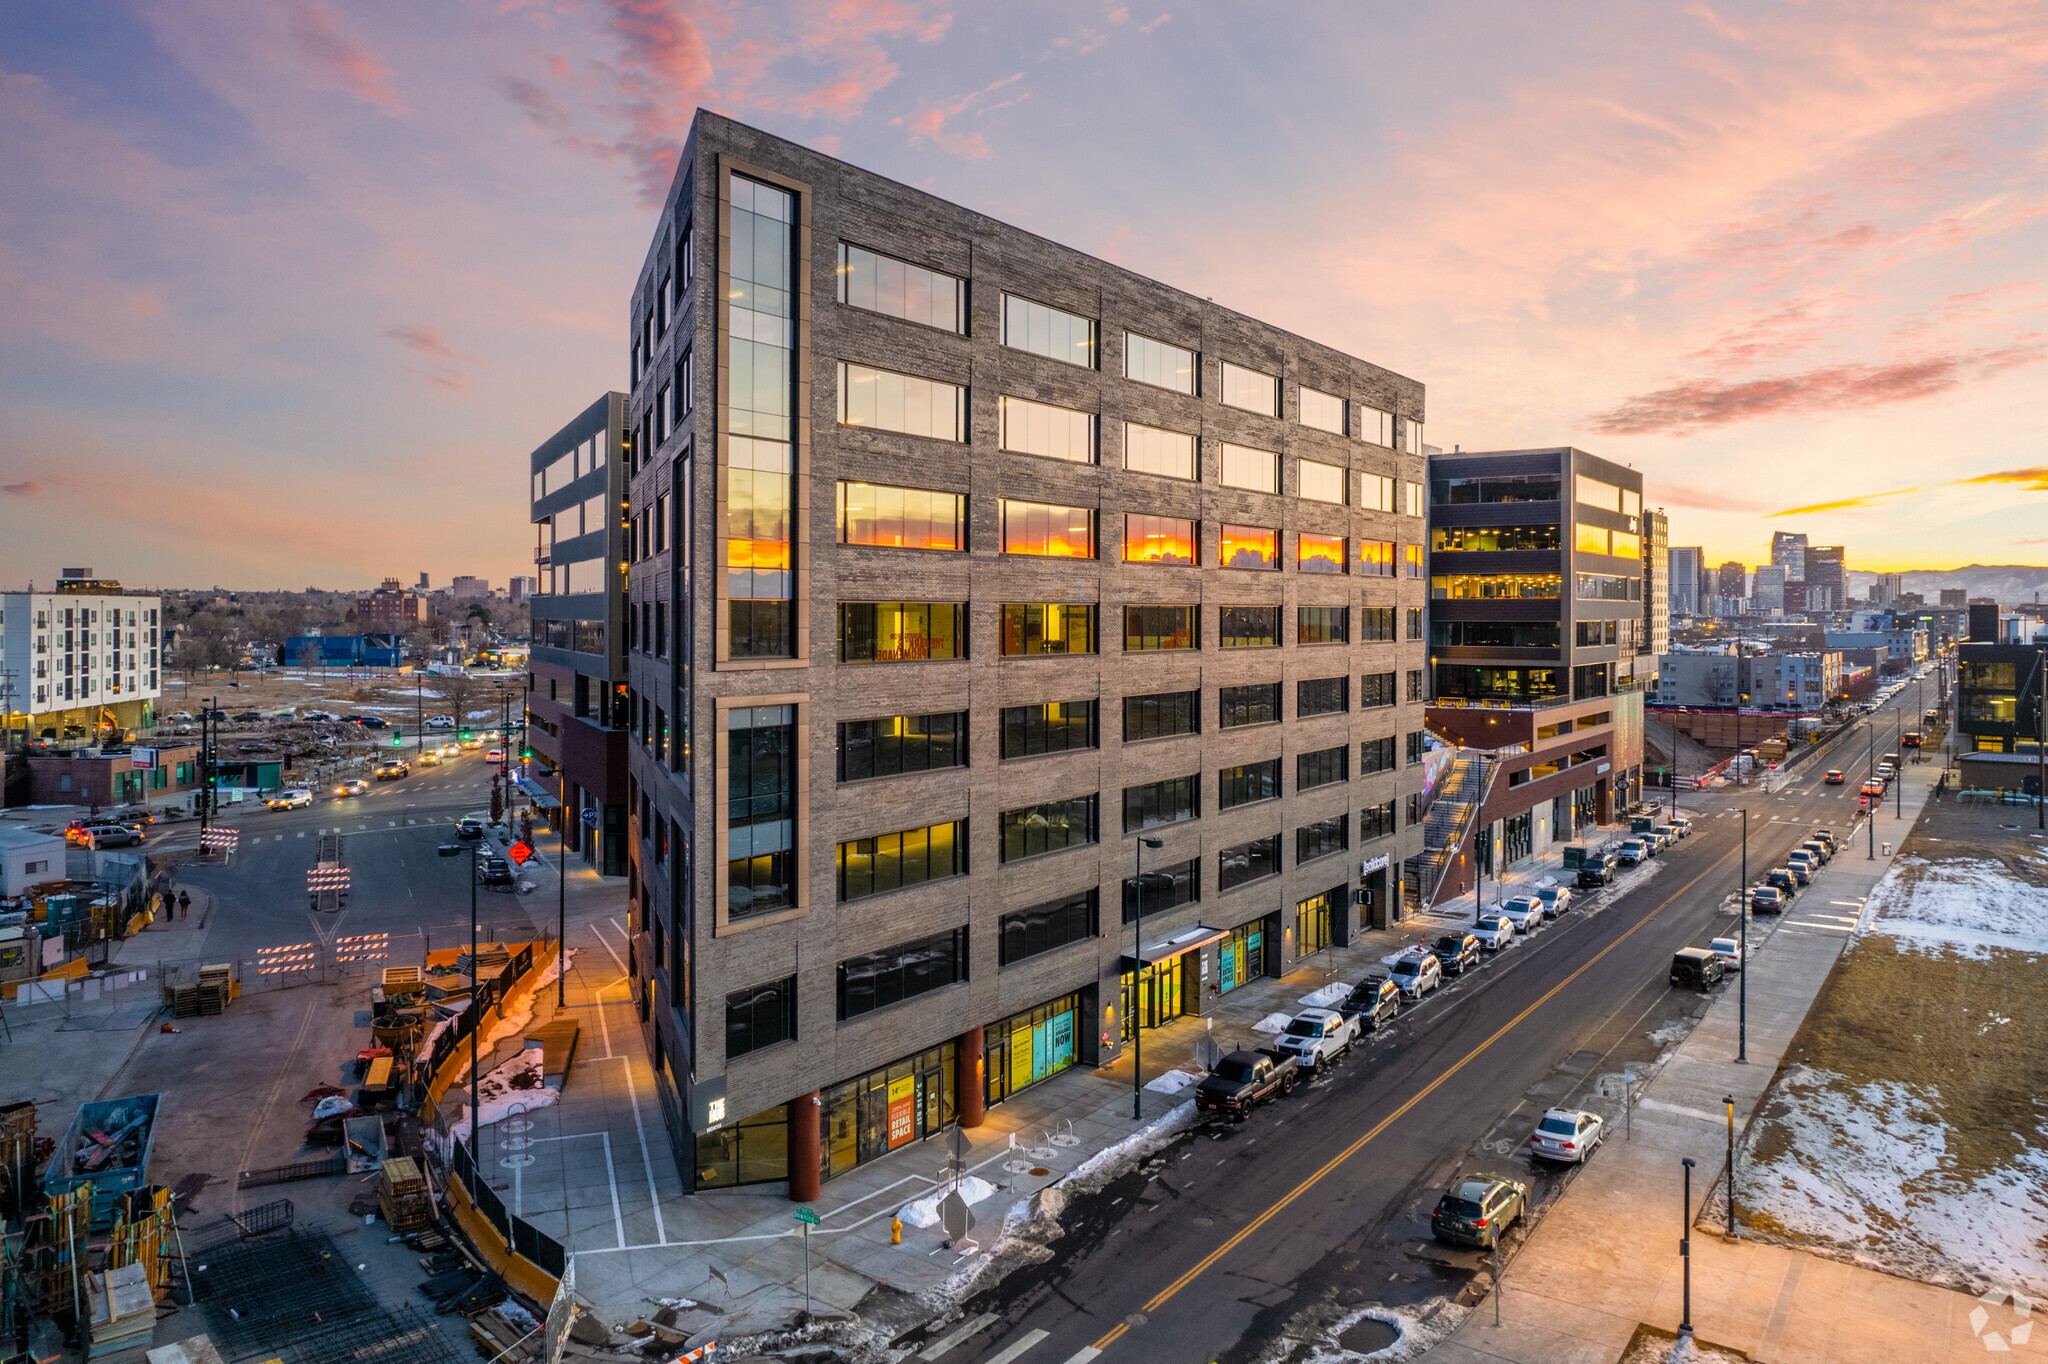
129,748,157,769
886,1075,917,1149
1360,854,1390,876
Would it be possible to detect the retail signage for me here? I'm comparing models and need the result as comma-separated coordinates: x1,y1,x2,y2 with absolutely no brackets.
886,1075,917,1149
1359,854,1390,876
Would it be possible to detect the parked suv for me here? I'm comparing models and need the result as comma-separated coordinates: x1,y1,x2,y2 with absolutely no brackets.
1535,885,1572,917
1765,868,1801,897
1499,896,1545,932
1431,1174,1528,1248
1432,932,1482,977
1671,947,1726,989
1615,838,1649,867
1576,855,1615,889
1387,951,1444,1000
1471,914,1516,952
1343,977,1402,1032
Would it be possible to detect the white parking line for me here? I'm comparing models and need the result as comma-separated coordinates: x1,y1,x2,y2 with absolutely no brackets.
1060,1350,1102,1364
984,1331,1048,1364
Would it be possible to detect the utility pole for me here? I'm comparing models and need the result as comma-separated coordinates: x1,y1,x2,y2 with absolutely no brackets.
2037,651,2046,832
1132,835,1163,1122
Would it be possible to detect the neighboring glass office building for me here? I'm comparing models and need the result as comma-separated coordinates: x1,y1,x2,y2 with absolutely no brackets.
623,112,1433,1197
525,393,629,876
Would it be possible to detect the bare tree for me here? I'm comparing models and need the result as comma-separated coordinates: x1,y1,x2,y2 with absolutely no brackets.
295,641,322,676
427,672,480,732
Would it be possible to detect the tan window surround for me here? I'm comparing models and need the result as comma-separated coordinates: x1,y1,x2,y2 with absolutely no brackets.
712,692,812,935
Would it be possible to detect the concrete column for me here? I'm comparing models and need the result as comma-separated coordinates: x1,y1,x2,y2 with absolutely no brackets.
788,1090,822,1202
957,1026,985,1128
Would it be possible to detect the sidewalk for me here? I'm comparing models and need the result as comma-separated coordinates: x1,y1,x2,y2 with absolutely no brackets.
1426,756,1996,1362
493,821,1651,1342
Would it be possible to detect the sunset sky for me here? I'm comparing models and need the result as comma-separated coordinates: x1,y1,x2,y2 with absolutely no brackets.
3,1,2044,589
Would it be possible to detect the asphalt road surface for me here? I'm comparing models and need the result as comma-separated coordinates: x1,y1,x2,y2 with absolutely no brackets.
923,677,1938,1364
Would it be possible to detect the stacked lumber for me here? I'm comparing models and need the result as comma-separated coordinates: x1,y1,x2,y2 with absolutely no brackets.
377,1156,431,1232
85,1262,156,1363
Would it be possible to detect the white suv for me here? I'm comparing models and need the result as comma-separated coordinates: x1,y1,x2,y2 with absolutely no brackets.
1387,951,1443,1000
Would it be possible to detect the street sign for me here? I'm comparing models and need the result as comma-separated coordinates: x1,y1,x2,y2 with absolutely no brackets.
507,841,533,865
581,807,599,827
940,1191,974,1242
792,1206,820,1226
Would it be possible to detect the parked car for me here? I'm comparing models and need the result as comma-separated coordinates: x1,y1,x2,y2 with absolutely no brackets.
1812,828,1839,852
1388,951,1444,1000
1431,1174,1529,1248
1576,855,1615,889
1529,1108,1605,1164
1707,937,1746,972
1783,856,1814,884
1652,824,1680,848
1875,762,1897,781
1432,932,1482,977
169,710,193,722
1765,868,1800,896
1499,896,1545,933
1671,947,1726,989
424,715,456,729
1615,838,1649,867
1882,752,1900,770
1750,885,1785,915
1343,977,1402,1032
1195,1049,1299,1120
1667,817,1693,839
1275,1007,1361,1070
1824,769,1846,784
266,788,313,810
1535,885,1573,916
1860,779,1886,798
476,856,515,887
334,778,369,797
1800,839,1830,866
1471,914,1516,952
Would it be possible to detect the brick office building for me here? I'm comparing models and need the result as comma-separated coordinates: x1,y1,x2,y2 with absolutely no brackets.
621,113,1432,1197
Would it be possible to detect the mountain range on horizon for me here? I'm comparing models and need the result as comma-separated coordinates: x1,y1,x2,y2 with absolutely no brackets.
1843,564,2048,603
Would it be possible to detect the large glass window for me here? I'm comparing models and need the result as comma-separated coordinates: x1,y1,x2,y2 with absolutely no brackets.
1000,395,1096,463
1000,795,1099,862
1431,574,1564,600
1003,294,1097,368
1298,606,1348,645
1297,675,1348,718
1002,501,1097,558
1123,604,1198,651
1221,605,1279,649
837,481,965,550
1574,573,1639,601
1221,362,1278,416
1432,525,1562,552
1221,443,1279,493
1298,533,1346,574
1299,387,1344,434
1218,758,1280,809
1434,664,1563,700
1576,475,1623,513
726,436,793,657
1296,813,1348,863
1125,332,1196,393
1296,744,1347,790
837,927,969,1019
1361,672,1396,708
1219,524,1278,571
1433,472,1563,504
1219,835,1281,891
1124,690,1200,742
837,243,964,332
1574,523,1612,556
1000,603,1097,656
1359,408,1394,447
1124,422,1196,480
836,820,968,900
1298,459,1347,504
1123,857,1199,922
728,705,796,919
1360,736,1396,774
1000,700,1098,759
727,177,797,659
838,602,967,662
1430,621,1562,649
727,977,796,1059
1123,774,1199,831
1360,800,1397,841
1361,539,1394,576
1219,682,1280,728
1000,892,1099,965
837,711,968,782
1361,473,1395,512
1123,514,1196,565
837,362,966,441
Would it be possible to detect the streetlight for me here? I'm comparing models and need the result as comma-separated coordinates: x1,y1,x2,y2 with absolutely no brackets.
1680,1157,1697,1339
1131,835,1164,1121
1724,1095,1737,1239
1724,807,1747,1062
469,837,480,1162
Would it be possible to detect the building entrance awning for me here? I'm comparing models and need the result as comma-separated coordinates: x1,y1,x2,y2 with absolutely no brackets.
520,783,563,811
1121,924,1228,969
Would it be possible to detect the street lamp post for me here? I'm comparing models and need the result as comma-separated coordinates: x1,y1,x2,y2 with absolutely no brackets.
1724,807,1747,1062
1895,710,1903,821
1680,1157,1697,1339
1867,714,1876,861
470,838,480,1161
1132,835,1164,1122
557,802,569,1008
1724,1095,1737,1239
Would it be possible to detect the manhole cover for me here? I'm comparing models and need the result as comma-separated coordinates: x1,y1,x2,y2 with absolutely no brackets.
499,1154,535,1169
1338,1316,1399,1353
1029,1167,1051,1177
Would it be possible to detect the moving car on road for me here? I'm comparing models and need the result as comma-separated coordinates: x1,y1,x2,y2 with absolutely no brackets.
374,759,410,781
1431,1174,1528,1249
266,789,313,810
1275,1008,1361,1070
425,715,455,729
1529,1108,1605,1164
456,814,487,840
418,751,442,767
1195,1049,1298,1121
334,778,369,797
486,749,505,763
75,824,142,850
1825,769,1845,784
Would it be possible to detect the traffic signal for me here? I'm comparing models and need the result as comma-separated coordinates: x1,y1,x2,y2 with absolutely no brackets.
460,729,472,741
392,733,403,746
521,748,532,762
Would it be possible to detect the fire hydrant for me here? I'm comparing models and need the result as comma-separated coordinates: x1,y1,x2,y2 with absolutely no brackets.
891,1216,903,1246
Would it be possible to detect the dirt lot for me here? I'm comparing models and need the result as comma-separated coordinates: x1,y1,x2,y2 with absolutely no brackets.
1734,795,2048,1297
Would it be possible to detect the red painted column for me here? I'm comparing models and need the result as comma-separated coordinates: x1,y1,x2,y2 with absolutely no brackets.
788,1090,822,1202
957,1026,986,1128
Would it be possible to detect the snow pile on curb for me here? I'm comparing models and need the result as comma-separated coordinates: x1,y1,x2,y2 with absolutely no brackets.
1861,857,2048,959
1297,983,1348,1008
1285,1297,1469,1363
1145,1068,1201,1095
474,1049,556,1126
1253,1012,1294,1034
898,1176,997,1229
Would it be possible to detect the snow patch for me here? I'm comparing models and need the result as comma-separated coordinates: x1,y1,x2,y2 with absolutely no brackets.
1289,1298,1469,1363
1145,1068,1201,1095
473,1049,556,1126
897,1176,998,1229
1297,983,1349,1008
1253,1012,1295,1034
1860,858,2048,959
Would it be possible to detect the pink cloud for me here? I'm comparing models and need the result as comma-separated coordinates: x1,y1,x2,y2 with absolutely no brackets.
893,71,1024,159
382,324,477,394
288,1,408,116
1,481,40,497
1656,483,1768,514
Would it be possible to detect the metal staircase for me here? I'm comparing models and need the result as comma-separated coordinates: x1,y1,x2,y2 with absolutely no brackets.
1402,747,1500,913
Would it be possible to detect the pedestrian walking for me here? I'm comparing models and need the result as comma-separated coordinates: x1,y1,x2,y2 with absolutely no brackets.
178,890,190,921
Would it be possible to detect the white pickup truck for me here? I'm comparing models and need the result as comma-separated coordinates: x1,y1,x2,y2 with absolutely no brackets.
1273,1007,1361,1070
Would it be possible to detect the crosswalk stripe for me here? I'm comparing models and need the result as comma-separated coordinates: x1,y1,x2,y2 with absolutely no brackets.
983,1332,1048,1364
296,831,305,838
1059,1350,1101,1364
275,834,283,842
921,1313,998,1360
407,819,417,825
388,821,398,828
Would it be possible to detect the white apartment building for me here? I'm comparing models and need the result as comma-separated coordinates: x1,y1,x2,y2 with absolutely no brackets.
1,572,162,740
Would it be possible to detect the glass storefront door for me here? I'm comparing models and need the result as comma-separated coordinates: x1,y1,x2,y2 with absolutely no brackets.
1295,889,1335,958
1119,958,1185,1042
1219,920,1265,993
986,994,1081,1107
820,1041,958,1184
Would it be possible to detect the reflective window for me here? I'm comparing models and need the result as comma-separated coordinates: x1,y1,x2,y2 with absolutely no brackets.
1434,664,1564,700
837,243,964,332
1611,530,1642,558
1432,473,1562,504
836,823,967,902
727,704,797,919
1401,418,1424,454
1404,544,1424,578
1123,514,1196,565
1219,835,1282,891
1576,475,1623,513
1123,774,1199,832
1298,606,1348,645
1431,525,1561,552
1297,676,1348,718
1003,294,1097,368
1219,682,1280,728
1000,700,1098,759
1221,443,1279,493
1002,501,1097,558
1574,523,1612,556
1360,539,1394,576
1220,605,1279,649
1124,422,1196,480
1218,758,1281,809
1220,362,1278,416
837,711,968,782
1000,395,1096,463
1359,407,1394,447
838,602,967,662
1298,533,1346,574
1000,892,1099,965
1360,736,1397,774
1360,608,1396,641
838,361,966,441
1360,473,1394,512
1299,459,1347,504
1000,794,1099,862
726,977,796,1059
836,925,969,1014
1123,604,1198,651
1296,813,1349,864
1405,481,1425,518
1000,603,1097,656
1125,332,1196,393
1574,573,1639,600
837,482,965,550
1296,744,1347,790
1124,690,1199,742
727,175,797,658
1431,574,1563,600
1299,387,1344,434
1122,858,1198,922
1361,672,1396,708
1220,524,1278,571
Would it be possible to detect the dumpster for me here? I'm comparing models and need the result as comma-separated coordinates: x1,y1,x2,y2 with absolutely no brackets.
45,1094,160,1226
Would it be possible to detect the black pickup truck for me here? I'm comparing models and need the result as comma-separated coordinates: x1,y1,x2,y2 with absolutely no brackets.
1195,1048,1299,1121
